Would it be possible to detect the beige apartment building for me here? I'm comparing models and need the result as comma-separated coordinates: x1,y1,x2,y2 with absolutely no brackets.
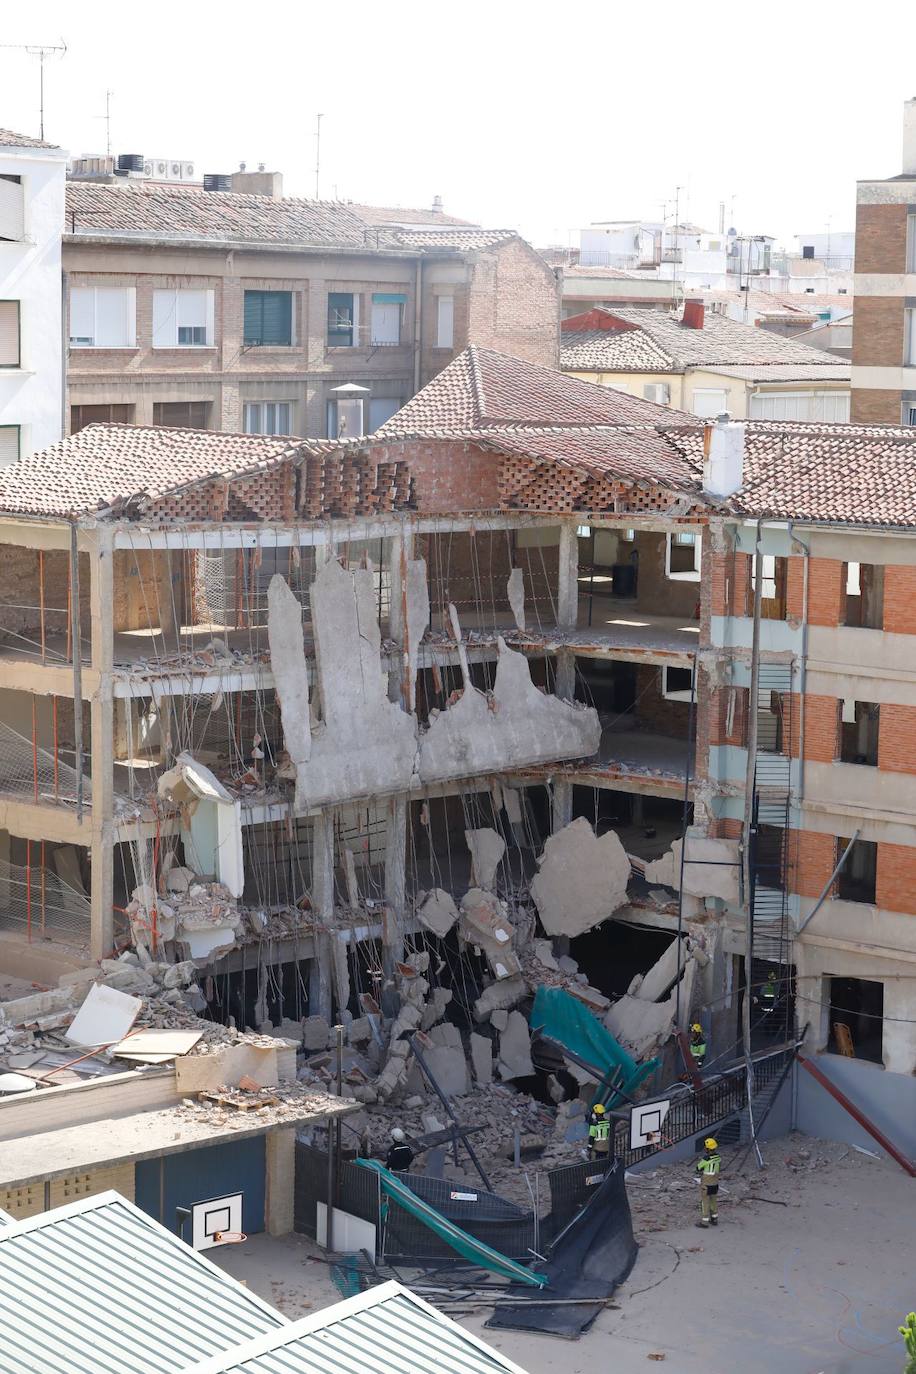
63,177,559,438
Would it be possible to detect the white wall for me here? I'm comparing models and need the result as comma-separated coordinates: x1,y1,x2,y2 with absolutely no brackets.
0,143,67,462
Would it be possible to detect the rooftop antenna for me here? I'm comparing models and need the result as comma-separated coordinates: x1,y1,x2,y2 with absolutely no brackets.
0,39,67,140
93,88,114,157
314,113,323,200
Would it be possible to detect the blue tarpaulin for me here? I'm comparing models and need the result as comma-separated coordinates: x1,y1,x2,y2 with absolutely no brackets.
530,985,658,1104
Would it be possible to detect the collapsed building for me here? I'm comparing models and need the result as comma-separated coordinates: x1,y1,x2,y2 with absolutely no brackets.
0,343,915,1194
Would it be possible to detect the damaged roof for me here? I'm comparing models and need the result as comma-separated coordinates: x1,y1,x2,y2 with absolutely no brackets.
560,306,848,375
0,1190,284,1374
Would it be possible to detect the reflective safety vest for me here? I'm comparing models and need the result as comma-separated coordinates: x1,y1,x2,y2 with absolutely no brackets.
589,1117,610,1142
696,1153,721,1179
761,981,777,1007
690,1038,707,1060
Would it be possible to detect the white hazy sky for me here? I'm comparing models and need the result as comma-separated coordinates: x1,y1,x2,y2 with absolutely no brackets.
2,0,913,249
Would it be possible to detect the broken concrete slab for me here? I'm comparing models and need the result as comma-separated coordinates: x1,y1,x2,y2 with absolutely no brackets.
404,558,431,713
644,834,740,904
66,984,141,1047
303,1015,331,1051
530,818,630,939
470,1031,493,1086
267,573,312,773
473,976,526,1022
605,992,677,1063
157,754,244,898
419,630,600,785
630,936,684,1003
498,1010,534,1081
420,987,452,1031
507,567,526,632
465,829,505,891
424,1043,469,1098
416,888,459,938
532,939,558,971
175,1042,280,1093
458,889,520,979
490,1009,509,1032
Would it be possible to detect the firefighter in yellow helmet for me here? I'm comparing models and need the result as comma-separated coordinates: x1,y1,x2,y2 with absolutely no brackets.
689,1022,707,1068
587,1102,611,1161
695,1137,721,1227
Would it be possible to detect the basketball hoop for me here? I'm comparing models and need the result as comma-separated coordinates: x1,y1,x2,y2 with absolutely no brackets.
213,1231,247,1245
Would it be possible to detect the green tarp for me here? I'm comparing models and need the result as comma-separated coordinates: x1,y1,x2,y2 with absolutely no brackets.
354,1158,547,1287
530,985,658,1104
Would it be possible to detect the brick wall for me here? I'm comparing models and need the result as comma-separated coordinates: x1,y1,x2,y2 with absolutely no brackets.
807,557,844,627
877,703,916,774
793,829,837,898
466,239,559,367
883,565,916,633
786,555,804,622
851,296,905,367
633,663,691,734
708,547,750,617
708,684,748,747
853,202,908,276
850,388,904,425
797,694,838,762
0,544,91,645
876,842,916,915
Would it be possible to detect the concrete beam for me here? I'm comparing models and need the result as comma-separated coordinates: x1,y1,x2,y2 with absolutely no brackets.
0,798,90,845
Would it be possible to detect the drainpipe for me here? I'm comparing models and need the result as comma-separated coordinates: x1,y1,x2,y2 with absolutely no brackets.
789,524,811,803
413,258,423,395
61,267,69,437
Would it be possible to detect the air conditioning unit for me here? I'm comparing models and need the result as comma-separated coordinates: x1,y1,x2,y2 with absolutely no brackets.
142,161,153,177
643,383,671,405
182,162,195,180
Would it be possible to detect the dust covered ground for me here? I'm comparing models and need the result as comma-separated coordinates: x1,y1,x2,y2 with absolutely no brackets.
213,1133,914,1374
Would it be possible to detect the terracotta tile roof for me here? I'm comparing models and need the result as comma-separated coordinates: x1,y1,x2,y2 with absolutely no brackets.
65,182,403,249
0,425,295,518
561,329,677,372
561,306,846,372
377,345,694,434
561,265,646,280
0,128,61,150
351,204,477,228
712,363,851,381
391,228,518,250
664,421,916,528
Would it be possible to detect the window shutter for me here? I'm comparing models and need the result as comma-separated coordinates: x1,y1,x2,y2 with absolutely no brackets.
0,301,20,365
0,177,24,241
0,426,19,464
243,291,262,344
437,295,454,348
152,290,175,347
95,288,134,347
262,291,292,345
69,288,94,344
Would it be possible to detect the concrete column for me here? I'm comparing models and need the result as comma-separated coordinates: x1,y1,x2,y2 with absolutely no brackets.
382,794,408,1013
310,810,335,1021
551,780,573,834
882,981,916,1075
556,521,580,630
265,1126,296,1235
89,527,115,960
387,530,414,704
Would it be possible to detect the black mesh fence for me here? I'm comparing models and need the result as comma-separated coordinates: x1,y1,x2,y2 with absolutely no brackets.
294,1142,381,1239
382,1172,538,1263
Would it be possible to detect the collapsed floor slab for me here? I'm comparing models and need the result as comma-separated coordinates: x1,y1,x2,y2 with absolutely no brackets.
530,817,630,938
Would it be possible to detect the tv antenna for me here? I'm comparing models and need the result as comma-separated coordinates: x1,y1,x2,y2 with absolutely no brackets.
0,40,67,140
314,112,323,200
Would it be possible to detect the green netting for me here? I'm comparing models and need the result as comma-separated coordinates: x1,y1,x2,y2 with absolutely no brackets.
354,1159,547,1287
530,985,658,1104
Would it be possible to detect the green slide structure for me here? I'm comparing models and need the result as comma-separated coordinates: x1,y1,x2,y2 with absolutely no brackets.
354,1158,548,1287
531,985,658,1105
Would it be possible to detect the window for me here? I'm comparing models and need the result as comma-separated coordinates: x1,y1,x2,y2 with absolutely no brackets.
370,293,404,346
0,425,19,466
904,404,916,427
843,562,884,629
436,295,454,348
802,244,815,260
243,290,293,347
0,174,24,241
643,382,671,404
828,976,883,1063
691,388,728,418
906,308,916,367
749,554,787,619
840,699,879,766
327,397,365,438
69,287,136,348
908,214,916,273
836,836,877,904
152,401,211,429
749,391,850,422
70,403,133,433
152,289,214,347
368,397,402,431
243,402,291,436
662,665,694,702
327,292,358,347
666,530,701,580
0,300,20,366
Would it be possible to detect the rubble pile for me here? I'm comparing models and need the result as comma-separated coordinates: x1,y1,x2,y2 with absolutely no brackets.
126,874,242,961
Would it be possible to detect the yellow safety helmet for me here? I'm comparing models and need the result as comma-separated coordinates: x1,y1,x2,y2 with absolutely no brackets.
593,1103,606,1115
691,1023,702,1033
704,1137,718,1151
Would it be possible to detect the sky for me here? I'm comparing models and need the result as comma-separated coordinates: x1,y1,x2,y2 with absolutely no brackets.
1,0,913,250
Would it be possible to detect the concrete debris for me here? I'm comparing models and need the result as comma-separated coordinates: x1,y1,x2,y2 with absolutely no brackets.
416,888,459,938
423,1042,469,1098
464,828,506,890
506,567,526,632
404,558,430,714
157,753,245,898
530,817,630,938
532,939,558,971
125,879,241,961
303,1015,332,1051
473,975,527,1022
458,889,521,980
644,833,740,904
497,1009,534,1081
470,1031,494,1086
420,986,452,1031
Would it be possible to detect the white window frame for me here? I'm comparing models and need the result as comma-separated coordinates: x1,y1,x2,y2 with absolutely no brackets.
0,174,24,242
751,553,778,601
690,388,728,418
662,664,695,702
0,300,20,367
69,287,136,349
665,530,701,582
904,404,916,427
152,288,215,348
436,295,454,349
750,390,850,422
243,401,292,436
0,424,20,466
369,300,401,346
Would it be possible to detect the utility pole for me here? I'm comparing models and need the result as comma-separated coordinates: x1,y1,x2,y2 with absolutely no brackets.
314,113,323,200
0,40,67,140
672,184,683,302
104,89,113,157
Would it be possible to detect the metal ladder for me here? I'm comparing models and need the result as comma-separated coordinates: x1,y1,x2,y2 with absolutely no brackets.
749,661,794,966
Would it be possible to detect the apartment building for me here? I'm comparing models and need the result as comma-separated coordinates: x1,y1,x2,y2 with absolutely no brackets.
561,301,851,419
0,348,915,1155
851,97,916,423
62,178,559,439
0,129,67,464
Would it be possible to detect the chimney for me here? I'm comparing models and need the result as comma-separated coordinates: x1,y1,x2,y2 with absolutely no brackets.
703,414,745,498
682,298,705,330
904,98,916,176
230,168,283,198
431,194,443,215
